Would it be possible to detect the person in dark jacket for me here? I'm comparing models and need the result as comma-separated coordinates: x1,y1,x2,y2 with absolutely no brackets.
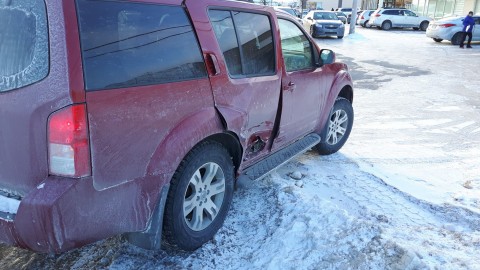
460,11,475,48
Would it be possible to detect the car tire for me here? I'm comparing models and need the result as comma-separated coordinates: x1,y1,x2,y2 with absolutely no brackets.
162,141,234,251
420,21,429,31
315,98,354,155
310,25,316,38
381,21,392,30
451,32,463,45
433,38,443,42
362,21,368,28
337,36,344,39
413,27,419,30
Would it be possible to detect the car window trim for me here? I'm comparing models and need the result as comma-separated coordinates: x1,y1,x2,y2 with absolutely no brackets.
208,6,278,79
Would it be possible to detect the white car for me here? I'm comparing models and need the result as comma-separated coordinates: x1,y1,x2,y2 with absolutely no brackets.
426,15,480,45
357,10,375,27
369,8,431,31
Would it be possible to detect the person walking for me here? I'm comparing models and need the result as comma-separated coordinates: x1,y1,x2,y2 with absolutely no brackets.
460,11,475,48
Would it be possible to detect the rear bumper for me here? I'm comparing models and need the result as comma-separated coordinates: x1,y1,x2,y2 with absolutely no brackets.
426,29,453,40
0,174,168,253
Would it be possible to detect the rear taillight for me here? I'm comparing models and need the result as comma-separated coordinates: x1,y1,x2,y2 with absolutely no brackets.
48,104,91,178
374,14,381,17
361,15,365,19
439,23,456,28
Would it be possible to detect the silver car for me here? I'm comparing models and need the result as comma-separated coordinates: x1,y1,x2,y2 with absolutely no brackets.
357,10,375,27
303,11,345,39
426,15,480,45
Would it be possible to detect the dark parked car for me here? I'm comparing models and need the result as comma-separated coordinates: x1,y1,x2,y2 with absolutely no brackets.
0,0,354,253
334,11,349,24
303,11,346,38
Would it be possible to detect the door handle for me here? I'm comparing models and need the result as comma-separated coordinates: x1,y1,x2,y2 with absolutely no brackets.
205,52,220,76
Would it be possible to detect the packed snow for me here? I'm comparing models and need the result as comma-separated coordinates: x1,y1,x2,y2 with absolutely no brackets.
1,27,479,269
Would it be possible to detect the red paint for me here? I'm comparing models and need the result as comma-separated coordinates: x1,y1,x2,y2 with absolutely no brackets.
0,0,353,253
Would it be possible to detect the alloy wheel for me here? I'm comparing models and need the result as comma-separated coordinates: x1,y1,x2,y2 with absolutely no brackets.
183,162,226,231
326,109,349,145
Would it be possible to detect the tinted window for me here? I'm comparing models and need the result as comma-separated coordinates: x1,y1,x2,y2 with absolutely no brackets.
314,12,338,20
209,10,242,75
76,0,206,90
404,10,416,16
383,10,400,15
278,19,313,72
0,0,49,92
209,10,275,77
279,8,296,16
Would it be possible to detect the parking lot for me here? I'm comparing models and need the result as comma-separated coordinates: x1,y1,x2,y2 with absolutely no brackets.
1,26,479,269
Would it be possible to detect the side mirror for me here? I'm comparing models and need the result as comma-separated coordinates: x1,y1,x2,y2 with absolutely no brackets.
319,49,335,66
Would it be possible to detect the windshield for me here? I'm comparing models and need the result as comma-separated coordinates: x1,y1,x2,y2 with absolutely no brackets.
313,12,339,20
0,0,49,92
279,8,295,16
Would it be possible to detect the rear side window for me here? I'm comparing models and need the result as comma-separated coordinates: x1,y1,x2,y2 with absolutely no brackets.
76,0,207,90
383,10,400,15
0,0,49,93
209,10,275,77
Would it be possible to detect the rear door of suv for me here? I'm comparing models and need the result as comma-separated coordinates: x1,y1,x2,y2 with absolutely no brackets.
402,10,419,27
186,0,282,165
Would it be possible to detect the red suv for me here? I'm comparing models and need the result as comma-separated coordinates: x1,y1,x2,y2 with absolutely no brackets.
0,0,353,253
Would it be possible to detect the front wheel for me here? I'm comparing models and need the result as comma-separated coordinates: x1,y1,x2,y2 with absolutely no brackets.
163,141,234,251
337,35,344,39
433,38,443,43
310,25,316,38
420,21,429,31
316,98,354,155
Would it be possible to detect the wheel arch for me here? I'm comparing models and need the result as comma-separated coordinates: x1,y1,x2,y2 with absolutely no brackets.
420,20,429,30
202,132,243,174
382,20,392,29
129,108,243,250
316,66,354,134
451,32,464,45
338,84,353,103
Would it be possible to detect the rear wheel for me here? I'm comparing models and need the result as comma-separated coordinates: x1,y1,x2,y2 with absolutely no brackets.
433,38,443,43
163,141,234,251
315,98,354,155
337,35,344,39
362,21,368,27
382,21,392,30
451,32,463,45
420,21,429,31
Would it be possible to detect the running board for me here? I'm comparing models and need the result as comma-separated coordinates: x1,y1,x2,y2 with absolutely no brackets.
240,133,321,181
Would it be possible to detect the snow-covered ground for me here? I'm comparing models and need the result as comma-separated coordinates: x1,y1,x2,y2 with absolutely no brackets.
1,27,479,270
